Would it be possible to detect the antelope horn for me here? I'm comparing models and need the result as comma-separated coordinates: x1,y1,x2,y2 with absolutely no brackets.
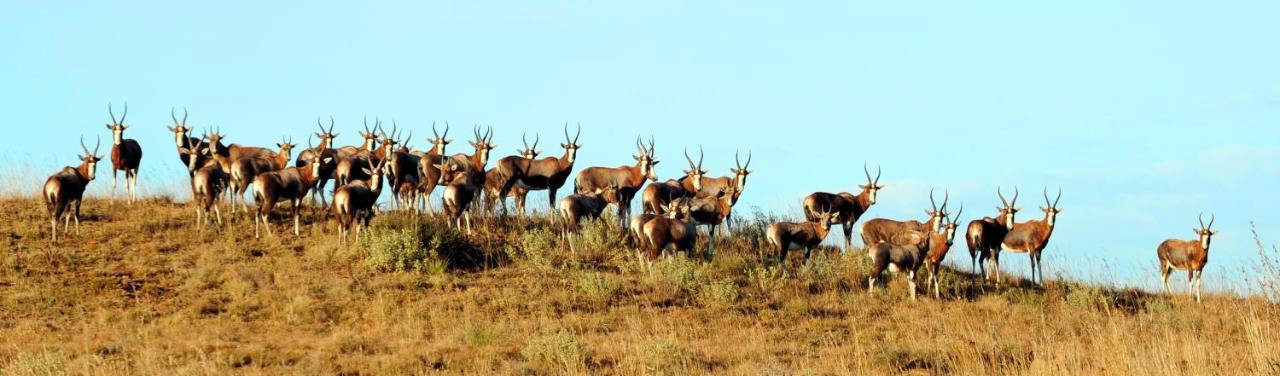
735,150,742,170
317,116,326,133
80,136,91,157
745,150,753,170
363,116,371,134
684,148,696,169
182,107,188,126
953,204,964,224
119,103,127,125
1198,213,1206,229
1208,213,1215,230
327,115,336,133
108,103,119,125
1053,188,1063,208
929,188,938,212
442,121,450,140
563,123,572,143
474,124,483,142
1011,187,1020,207
875,165,882,185
864,163,873,185
998,187,1009,207
93,135,101,156
171,108,180,125
697,145,704,170
486,125,494,142
941,190,950,213
635,135,644,154
573,123,582,144
648,136,655,154
431,121,441,140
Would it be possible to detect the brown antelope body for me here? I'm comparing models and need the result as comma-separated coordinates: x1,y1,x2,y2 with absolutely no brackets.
866,230,934,300
557,184,620,240
1157,214,1216,303
641,148,704,215
335,119,397,187
923,207,962,298
861,190,948,248
693,150,751,229
574,136,657,230
43,137,102,242
414,123,452,215
965,188,1019,281
167,108,203,179
803,165,883,250
333,158,388,244
641,200,697,260
675,186,737,256
251,142,329,238
105,104,143,204
496,126,581,216
296,117,340,205
998,189,1062,285
437,161,479,234
181,139,230,229
766,205,838,266
229,140,295,213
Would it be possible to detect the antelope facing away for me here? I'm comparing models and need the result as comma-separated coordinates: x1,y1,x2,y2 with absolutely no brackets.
574,135,658,230
965,188,1019,282
998,188,1062,285
43,137,102,242
251,140,330,238
181,138,230,229
333,157,389,245
861,189,948,248
923,206,962,299
557,183,621,240
766,204,838,267
1157,214,1216,303
803,165,884,250
438,160,480,235
640,148,704,215
865,230,934,300
105,103,143,204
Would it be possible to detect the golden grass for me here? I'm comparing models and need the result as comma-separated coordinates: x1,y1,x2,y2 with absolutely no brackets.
1,196,1277,375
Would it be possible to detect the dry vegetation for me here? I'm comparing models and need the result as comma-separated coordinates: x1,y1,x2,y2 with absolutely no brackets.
1,195,1278,375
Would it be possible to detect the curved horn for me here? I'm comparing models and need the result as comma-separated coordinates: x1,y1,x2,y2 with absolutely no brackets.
684,148,696,170
171,108,180,125
574,123,582,144
863,163,873,185
486,125,494,143
563,123,572,143
1053,188,1063,208
108,103,119,125
1011,187,1020,207
474,124,483,143
953,204,964,224
1208,213,1215,230
442,121,450,140
875,165,882,185
941,190,950,213
80,135,91,157
93,135,101,156
327,115,336,134
431,121,441,140
635,135,644,154
1198,212,1206,230
648,136,655,155
362,116,371,134
929,188,938,212
697,145,704,170
998,187,1009,207
182,107,188,126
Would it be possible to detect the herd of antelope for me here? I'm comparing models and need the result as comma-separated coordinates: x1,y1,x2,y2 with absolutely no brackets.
39,105,1218,302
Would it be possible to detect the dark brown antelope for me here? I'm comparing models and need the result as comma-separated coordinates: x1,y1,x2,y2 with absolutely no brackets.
998,188,1062,285
229,139,295,213
802,165,884,250
557,184,621,241
180,138,229,229
487,134,541,215
640,148,704,215
574,135,657,229
167,108,202,178
1157,214,1216,303
641,199,697,260
296,116,340,206
923,206,962,299
965,187,1019,281
415,122,452,215
866,230,933,300
677,185,737,256
386,125,426,211
861,189,949,247
105,103,143,204
496,125,582,217
333,157,389,245
437,160,479,235
766,204,838,266
251,140,330,238
445,125,496,188
43,137,102,242
335,119,397,187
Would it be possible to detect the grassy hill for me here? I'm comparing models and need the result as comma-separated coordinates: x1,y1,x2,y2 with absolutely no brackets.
1,196,1277,374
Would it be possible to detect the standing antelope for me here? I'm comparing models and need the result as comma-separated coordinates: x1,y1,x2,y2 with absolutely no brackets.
296,116,340,206
167,108,202,178
966,188,1019,282
861,189,949,247
437,160,479,235
205,128,281,207
923,206,962,299
803,165,884,250
1158,214,1216,303
445,125,496,189
641,199,697,260
180,138,229,229
229,139,295,213
866,230,934,300
640,148,704,215
574,135,657,230
677,185,738,256
105,103,142,204
998,188,1062,285
487,134,541,215
43,137,102,242
557,184,620,240
693,150,752,229
335,119,396,187
333,157,388,245
251,140,330,238
496,125,582,217
766,204,838,266
415,122,452,215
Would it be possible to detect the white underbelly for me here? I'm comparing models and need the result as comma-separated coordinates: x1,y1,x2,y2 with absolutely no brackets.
888,264,900,273
1001,244,1029,253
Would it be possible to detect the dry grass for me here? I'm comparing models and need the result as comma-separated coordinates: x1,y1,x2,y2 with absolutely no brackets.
1,196,1278,375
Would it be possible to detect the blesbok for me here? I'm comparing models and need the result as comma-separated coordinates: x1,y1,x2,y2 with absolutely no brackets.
385,126,425,211
676,185,738,256
335,119,398,187
334,117,383,158
105,103,143,204
483,166,527,214
414,122,452,215
640,148,704,215
803,165,884,250
333,158,389,245
692,150,752,229
205,128,278,205
437,160,479,235
167,108,202,178
445,125,496,187
496,125,582,218
766,204,838,266
965,188,1019,281
228,139,295,213
180,138,229,229
641,199,697,260
487,134,541,215
557,184,621,239
998,188,1063,285
923,206,962,299
1157,214,1216,303
251,140,330,238
296,116,340,206
866,230,933,300
574,135,657,230
860,189,949,247
43,137,102,242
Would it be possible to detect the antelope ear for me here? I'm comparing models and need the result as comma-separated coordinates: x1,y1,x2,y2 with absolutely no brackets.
122,125,129,130
322,157,333,164
859,184,870,189
277,143,285,148
651,160,660,165
1211,230,1219,236
469,141,478,147
179,148,191,154
361,168,373,175
105,124,113,130
561,143,569,148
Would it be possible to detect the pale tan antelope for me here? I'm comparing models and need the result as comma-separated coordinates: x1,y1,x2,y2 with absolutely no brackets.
866,230,934,300
861,189,949,247
251,140,330,238
574,135,657,230
766,204,838,266
923,206,962,299
558,183,621,239
1157,214,1216,303
333,157,389,245
803,165,884,250
437,160,479,235
640,148,704,215
105,103,143,204
43,137,102,242
180,138,229,229
415,122,453,215
296,116,340,206
965,187,1019,281
997,188,1062,285
641,199,697,260
496,125,582,217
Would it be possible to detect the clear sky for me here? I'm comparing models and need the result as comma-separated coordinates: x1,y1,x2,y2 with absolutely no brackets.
3,1,1279,293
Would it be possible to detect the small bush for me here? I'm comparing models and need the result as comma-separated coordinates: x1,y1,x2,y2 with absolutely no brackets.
576,271,623,308
1,351,67,376
1064,284,1113,310
630,336,690,375
650,257,707,297
512,227,563,270
698,279,740,309
521,329,587,372
747,266,789,300
461,322,501,348
363,221,481,273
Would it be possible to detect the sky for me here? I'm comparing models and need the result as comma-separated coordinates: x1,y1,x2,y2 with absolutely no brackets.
3,1,1279,294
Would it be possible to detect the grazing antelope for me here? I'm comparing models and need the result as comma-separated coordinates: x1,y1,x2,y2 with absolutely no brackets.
866,230,934,300
998,188,1063,285
640,148,705,215
180,138,229,229
251,140,330,238
558,184,621,240
803,165,884,250
965,188,1019,281
333,158,389,245
105,103,143,204
641,199,698,260
677,185,737,256
860,189,949,247
43,137,102,242
496,125,582,217
574,135,658,230
296,116,340,206
415,122,452,215
923,206,962,299
437,160,480,234
229,139,295,213
1157,214,1216,303
766,204,839,266
167,108,202,179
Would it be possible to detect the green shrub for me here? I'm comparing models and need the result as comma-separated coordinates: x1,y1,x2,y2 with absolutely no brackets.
576,271,623,308
511,227,563,270
1064,283,1113,310
362,221,477,274
650,257,707,297
521,329,587,372
698,278,741,309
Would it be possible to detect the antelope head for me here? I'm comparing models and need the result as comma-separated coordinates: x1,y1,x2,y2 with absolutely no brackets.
663,196,692,220
105,103,129,145
1041,188,1063,227
683,147,707,191
167,107,191,148
561,123,583,164
314,116,338,150
469,125,496,165
77,136,103,180
519,133,541,159
359,117,382,150
179,138,207,173
859,164,885,204
304,138,332,178
730,150,753,192
596,182,622,203
1195,213,1217,250
276,137,297,160
816,203,838,230
429,121,453,155
926,189,950,233
363,155,390,188
997,187,1021,230
206,127,227,154
377,119,400,154
634,135,658,182
943,204,963,247
435,161,464,185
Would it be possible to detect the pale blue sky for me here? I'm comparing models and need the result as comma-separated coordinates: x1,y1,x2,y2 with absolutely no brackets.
3,1,1279,293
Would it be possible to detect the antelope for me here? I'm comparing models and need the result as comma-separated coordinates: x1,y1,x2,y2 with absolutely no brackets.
445,125,496,188
415,122,452,215
641,199,697,260
766,204,838,266
386,126,425,211
335,118,397,187
296,116,340,206
557,183,621,240
866,230,934,300
228,139,295,213
965,188,1019,282
1157,214,1216,303
998,188,1062,285
437,160,479,234
205,128,280,206
574,135,657,230
860,189,949,247
483,166,527,214
676,185,737,256
487,134,540,215
803,165,884,250
333,157,389,245
495,125,582,217
251,140,330,238
923,206,962,299
105,103,143,204
180,138,229,229
640,148,704,215
335,117,382,159
43,137,102,242
693,150,752,229
167,108,202,179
